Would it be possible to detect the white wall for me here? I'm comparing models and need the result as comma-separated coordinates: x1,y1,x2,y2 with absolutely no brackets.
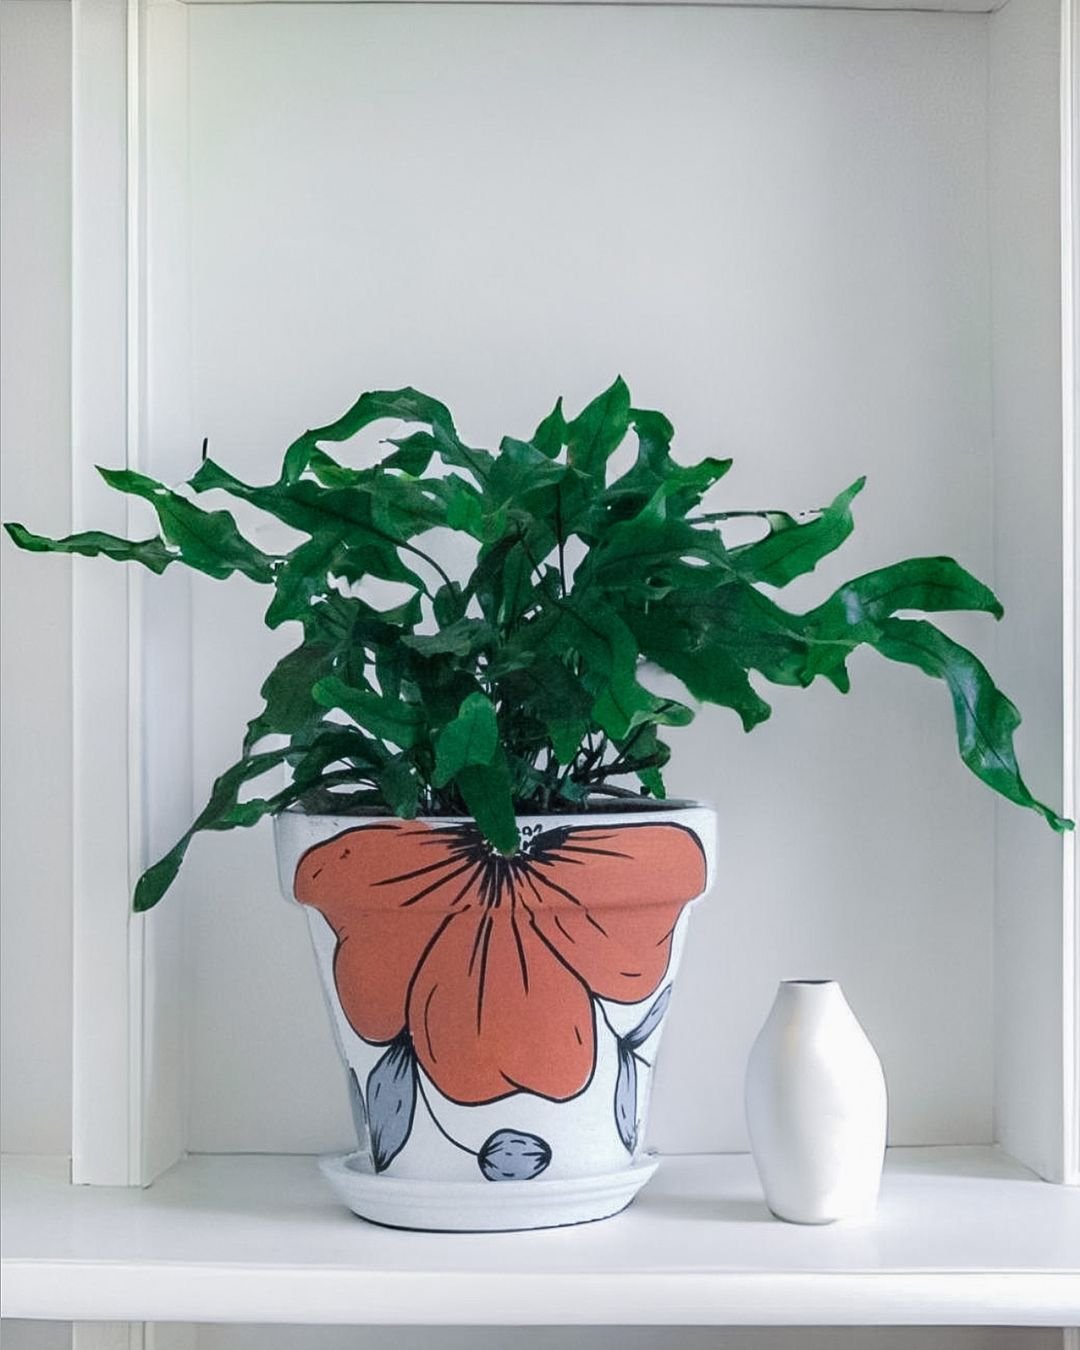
988,0,1069,1183
0,0,74,1158
0,0,1068,1175
162,2,1001,1155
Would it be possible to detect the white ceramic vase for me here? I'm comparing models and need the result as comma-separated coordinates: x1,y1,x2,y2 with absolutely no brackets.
274,803,715,1231
745,979,887,1224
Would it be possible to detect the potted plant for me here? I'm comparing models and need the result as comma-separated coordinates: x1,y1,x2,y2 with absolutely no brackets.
6,379,1070,1231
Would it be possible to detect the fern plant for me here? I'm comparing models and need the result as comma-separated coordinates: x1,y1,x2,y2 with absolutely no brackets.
5,379,1071,910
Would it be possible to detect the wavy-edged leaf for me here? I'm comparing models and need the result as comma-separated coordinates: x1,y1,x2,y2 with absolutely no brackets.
549,717,590,765
603,406,676,516
477,1130,552,1181
285,723,388,782
425,423,495,488
539,600,653,740
471,536,541,628
496,658,594,724
244,642,333,752
432,692,499,787
401,618,494,659
312,676,424,749
583,507,731,599
531,398,566,458
658,583,825,691
810,556,1004,629
731,477,865,586
433,581,468,626
312,589,423,650
868,618,1072,831
625,985,673,1049
376,754,420,819
490,437,568,503
604,407,731,519
4,522,176,574
632,603,772,731
383,428,495,488
796,556,1007,691
612,720,672,776
456,748,519,854
303,448,366,489
97,468,274,582
192,462,430,590
614,1041,638,1153
566,376,631,481
369,472,455,537
367,1033,417,1172
281,387,457,483
133,749,292,911
382,430,436,476
262,535,343,629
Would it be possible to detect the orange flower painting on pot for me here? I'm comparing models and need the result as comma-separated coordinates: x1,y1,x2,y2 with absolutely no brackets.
294,820,707,1122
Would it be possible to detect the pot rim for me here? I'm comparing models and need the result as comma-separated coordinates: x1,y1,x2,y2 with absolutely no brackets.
275,796,714,824
273,799,716,910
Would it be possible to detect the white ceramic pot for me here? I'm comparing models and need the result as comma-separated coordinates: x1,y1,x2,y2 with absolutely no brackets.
744,979,887,1224
274,803,715,1231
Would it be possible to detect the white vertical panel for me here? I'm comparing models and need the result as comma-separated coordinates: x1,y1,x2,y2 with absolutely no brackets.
0,0,74,1157
71,1326,141,1350
71,0,138,1184
70,0,182,1187
988,0,1070,1182
138,0,193,1185
1060,0,1080,1186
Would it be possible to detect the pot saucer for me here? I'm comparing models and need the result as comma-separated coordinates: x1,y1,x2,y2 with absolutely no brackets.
319,1152,660,1232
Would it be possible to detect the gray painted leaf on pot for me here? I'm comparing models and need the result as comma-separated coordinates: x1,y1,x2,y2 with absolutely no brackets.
347,1067,369,1152
624,984,672,1050
477,1130,552,1181
614,1043,638,1153
367,1033,416,1172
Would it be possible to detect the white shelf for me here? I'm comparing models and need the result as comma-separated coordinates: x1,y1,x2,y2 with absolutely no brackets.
2,1148,1078,1328
172,0,1008,12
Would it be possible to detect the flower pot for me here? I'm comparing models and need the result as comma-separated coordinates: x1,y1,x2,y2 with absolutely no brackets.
274,802,715,1231
744,979,888,1224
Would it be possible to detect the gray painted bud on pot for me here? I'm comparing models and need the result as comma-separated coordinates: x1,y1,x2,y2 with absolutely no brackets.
477,1130,552,1181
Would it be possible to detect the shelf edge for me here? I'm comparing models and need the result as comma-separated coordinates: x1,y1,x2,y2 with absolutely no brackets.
4,1262,1078,1327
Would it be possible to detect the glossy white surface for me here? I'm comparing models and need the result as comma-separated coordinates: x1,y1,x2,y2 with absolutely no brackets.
745,981,887,1223
2,1149,1078,1327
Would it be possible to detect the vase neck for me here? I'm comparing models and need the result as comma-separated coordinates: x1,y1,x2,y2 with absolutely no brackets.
774,979,847,1023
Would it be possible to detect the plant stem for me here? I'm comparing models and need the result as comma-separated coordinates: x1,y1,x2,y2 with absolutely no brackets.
555,485,567,596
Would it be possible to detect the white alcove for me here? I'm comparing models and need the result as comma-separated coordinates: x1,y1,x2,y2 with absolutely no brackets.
1,0,1077,1333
